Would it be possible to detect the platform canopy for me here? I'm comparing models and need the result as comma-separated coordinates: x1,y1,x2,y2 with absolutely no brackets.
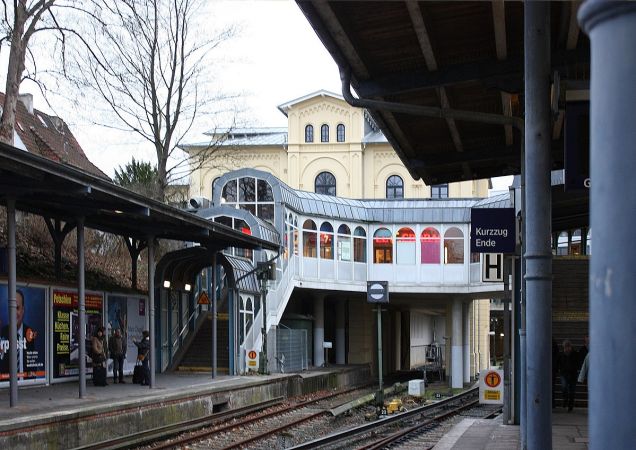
297,1,589,186
0,142,279,252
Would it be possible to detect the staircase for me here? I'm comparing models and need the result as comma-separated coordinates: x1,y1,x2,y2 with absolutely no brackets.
176,313,229,373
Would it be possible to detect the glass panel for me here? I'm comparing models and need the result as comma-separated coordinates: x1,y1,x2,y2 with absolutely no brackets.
303,231,317,258
303,219,317,230
373,228,393,264
354,226,366,237
444,239,464,264
239,203,256,215
321,124,329,142
222,180,237,203
396,227,415,264
337,124,345,142
338,224,351,235
320,232,334,259
239,177,255,202
257,179,273,201
354,237,366,262
445,227,463,238
315,172,336,196
257,204,275,222
420,227,440,264
215,216,232,227
320,222,334,232
305,124,313,143
386,175,404,199
338,236,352,261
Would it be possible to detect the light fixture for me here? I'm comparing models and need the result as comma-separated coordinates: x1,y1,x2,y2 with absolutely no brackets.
184,283,191,292
500,333,504,337
115,210,124,214
163,280,171,288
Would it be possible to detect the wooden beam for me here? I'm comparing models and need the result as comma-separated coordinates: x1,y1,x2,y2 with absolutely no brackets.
492,1,513,146
567,1,582,50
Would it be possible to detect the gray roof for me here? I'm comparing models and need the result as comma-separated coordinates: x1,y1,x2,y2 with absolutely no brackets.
196,205,280,246
362,130,388,144
182,127,287,149
220,254,260,294
213,168,511,225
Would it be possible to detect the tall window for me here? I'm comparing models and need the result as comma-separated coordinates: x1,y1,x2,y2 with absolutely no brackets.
396,227,415,264
421,227,441,263
303,219,317,258
373,228,393,264
354,227,367,263
305,124,314,143
431,183,449,199
321,124,329,142
320,222,334,259
336,124,345,142
386,175,404,199
315,172,336,196
220,176,275,223
337,224,352,261
444,227,464,264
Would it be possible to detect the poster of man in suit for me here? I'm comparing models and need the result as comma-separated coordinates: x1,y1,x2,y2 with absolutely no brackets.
0,285,46,382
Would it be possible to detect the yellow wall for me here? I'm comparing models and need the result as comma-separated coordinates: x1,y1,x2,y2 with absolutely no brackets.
186,92,489,201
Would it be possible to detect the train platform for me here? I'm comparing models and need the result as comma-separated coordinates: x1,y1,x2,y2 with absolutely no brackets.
434,408,588,450
0,364,371,449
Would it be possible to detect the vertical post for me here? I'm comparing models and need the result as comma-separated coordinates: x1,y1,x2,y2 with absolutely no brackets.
451,298,463,388
77,217,86,399
579,3,636,448
313,295,324,367
524,2,552,448
393,311,400,371
376,306,383,405
7,198,18,406
260,277,268,374
211,253,217,378
519,146,528,444
147,236,155,388
463,302,470,383
336,301,346,365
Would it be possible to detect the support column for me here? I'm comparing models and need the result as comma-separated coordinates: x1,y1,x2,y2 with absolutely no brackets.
147,236,155,388
463,302,470,383
7,199,18,406
579,4,636,448
524,2,552,448
313,295,325,367
212,253,217,378
451,298,463,389
335,300,346,365
394,311,401,371
77,217,86,399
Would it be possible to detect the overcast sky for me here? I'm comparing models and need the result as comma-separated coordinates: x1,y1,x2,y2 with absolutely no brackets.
2,0,511,191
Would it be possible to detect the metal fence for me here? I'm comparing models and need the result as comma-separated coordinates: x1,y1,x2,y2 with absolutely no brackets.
269,327,308,373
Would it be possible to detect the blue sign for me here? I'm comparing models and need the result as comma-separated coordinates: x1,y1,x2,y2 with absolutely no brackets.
471,208,516,253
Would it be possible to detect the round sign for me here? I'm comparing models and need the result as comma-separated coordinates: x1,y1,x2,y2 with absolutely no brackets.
484,371,501,388
369,283,385,300
248,350,257,359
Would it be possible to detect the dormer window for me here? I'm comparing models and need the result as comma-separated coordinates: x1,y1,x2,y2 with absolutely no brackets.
305,124,314,143
320,124,329,142
336,124,345,142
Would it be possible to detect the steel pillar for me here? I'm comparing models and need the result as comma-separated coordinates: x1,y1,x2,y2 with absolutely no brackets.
451,298,463,389
524,2,552,448
336,300,346,364
313,295,325,367
463,302,470,383
77,217,86,399
147,236,155,388
579,3,636,448
212,253,217,378
7,198,17,406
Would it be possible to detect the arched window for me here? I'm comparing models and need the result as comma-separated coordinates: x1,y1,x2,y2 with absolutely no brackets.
239,296,254,345
336,124,345,142
431,183,449,199
354,227,367,263
222,179,237,203
337,224,351,261
571,229,582,255
373,228,393,264
321,124,329,142
420,227,441,264
320,222,334,259
557,231,569,256
211,177,220,200
293,217,299,256
444,227,464,264
315,171,336,196
234,219,252,259
305,124,314,143
220,176,275,224
303,219,317,258
396,227,415,264
386,175,404,199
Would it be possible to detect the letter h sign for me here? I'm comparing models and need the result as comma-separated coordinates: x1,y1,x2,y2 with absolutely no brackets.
482,253,504,282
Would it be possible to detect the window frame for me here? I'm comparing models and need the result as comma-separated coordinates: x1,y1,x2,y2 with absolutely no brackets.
320,124,329,143
386,175,404,199
336,123,345,142
305,124,314,143
315,171,336,196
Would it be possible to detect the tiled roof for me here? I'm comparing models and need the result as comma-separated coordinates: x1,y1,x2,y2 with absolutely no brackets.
1,93,109,180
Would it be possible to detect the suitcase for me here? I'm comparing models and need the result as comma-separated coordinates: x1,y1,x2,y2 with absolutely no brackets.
93,365,107,386
133,363,144,384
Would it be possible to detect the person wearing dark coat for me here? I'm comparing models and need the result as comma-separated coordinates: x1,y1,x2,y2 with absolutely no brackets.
133,330,150,386
559,339,579,411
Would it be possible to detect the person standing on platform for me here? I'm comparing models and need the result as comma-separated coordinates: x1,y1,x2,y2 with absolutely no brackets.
91,327,108,386
133,330,150,386
108,328,126,384
559,339,579,411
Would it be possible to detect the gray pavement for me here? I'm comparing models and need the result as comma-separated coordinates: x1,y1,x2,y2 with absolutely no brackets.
434,408,588,450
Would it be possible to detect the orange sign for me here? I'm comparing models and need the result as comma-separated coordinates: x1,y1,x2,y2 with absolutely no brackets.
485,371,501,388
197,292,210,305
248,350,257,360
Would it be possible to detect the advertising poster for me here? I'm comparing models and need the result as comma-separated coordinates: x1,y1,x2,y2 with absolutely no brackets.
0,284,47,382
52,289,103,378
106,294,147,374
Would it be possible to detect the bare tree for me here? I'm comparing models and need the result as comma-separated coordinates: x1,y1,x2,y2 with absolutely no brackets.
0,0,61,144
65,0,239,201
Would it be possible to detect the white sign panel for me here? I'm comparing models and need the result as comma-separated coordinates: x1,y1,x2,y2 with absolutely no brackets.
482,253,504,282
246,349,259,371
479,369,504,404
